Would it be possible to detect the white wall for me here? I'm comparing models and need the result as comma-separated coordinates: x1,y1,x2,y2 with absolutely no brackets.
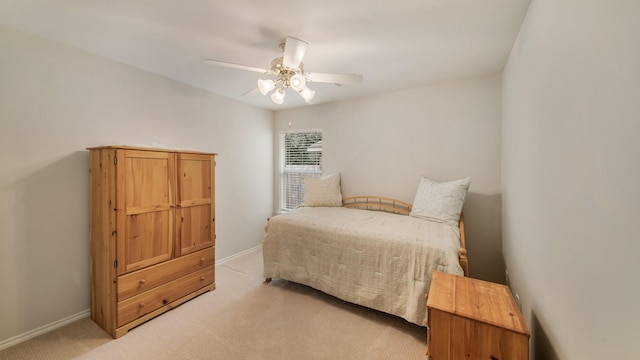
0,25,273,345
275,74,504,283
502,0,640,358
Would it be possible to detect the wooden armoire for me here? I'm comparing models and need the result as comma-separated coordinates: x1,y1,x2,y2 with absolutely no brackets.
88,146,216,338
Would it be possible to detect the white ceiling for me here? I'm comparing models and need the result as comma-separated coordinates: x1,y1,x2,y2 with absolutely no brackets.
0,0,531,110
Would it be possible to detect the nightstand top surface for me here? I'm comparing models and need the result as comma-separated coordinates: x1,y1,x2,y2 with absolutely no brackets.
427,272,530,335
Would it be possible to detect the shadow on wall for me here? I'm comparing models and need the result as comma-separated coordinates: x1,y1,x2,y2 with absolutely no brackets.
2,151,89,334
531,310,561,360
463,192,504,284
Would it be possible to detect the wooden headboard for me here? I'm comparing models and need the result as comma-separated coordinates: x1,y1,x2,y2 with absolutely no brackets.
342,195,468,277
342,196,412,215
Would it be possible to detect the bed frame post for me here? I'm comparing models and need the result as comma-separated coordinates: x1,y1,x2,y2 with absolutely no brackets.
458,212,469,277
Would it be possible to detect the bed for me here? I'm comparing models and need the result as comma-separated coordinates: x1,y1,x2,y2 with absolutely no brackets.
263,183,470,326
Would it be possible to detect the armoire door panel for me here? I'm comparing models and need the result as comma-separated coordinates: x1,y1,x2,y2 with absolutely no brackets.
178,154,212,203
179,204,213,255
177,153,214,256
117,149,176,275
124,151,173,208
125,210,173,272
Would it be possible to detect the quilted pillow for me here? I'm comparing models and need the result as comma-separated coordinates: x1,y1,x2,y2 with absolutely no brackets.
409,176,471,225
303,173,343,207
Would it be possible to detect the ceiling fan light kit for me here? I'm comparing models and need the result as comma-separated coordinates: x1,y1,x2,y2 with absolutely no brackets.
257,79,276,95
299,87,316,103
205,36,363,105
271,88,285,104
289,74,306,92
258,59,315,104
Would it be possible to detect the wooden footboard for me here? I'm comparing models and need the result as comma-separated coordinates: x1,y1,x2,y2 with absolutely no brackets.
342,195,468,277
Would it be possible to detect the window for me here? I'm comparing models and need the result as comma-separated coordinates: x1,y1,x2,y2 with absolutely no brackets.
279,130,322,211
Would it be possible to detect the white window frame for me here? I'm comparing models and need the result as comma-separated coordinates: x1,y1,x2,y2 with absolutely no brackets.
278,129,322,212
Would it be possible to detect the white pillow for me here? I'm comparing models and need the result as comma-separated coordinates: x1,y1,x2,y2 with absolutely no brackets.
409,177,471,225
303,173,343,207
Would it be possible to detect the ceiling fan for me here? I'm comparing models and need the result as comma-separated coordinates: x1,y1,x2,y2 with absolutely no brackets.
205,36,363,105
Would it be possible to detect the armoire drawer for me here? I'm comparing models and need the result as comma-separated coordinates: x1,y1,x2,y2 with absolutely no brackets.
117,266,213,327
118,247,214,301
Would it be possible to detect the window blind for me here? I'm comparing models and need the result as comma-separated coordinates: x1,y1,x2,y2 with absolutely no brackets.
279,130,322,211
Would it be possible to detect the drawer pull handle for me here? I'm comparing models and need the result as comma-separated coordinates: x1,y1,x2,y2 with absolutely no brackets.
200,276,206,281
200,258,206,264
139,279,146,285
138,303,145,309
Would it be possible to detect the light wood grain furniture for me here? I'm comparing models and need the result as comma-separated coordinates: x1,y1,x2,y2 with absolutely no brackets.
426,272,530,359
264,196,468,326
88,146,216,338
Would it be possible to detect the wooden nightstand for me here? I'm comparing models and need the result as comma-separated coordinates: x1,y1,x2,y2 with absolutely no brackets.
426,272,530,359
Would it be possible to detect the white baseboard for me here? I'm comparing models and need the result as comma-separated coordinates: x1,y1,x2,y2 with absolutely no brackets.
0,309,90,351
0,246,262,351
215,244,262,266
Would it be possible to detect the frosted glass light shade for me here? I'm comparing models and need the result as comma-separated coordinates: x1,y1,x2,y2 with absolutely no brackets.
298,87,315,103
257,79,276,95
271,88,285,104
289,74,306,91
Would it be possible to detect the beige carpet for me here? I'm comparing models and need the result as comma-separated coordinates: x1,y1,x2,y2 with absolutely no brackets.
0,249,427,359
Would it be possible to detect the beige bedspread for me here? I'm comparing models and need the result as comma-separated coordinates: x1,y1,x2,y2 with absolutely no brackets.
263,206,463,326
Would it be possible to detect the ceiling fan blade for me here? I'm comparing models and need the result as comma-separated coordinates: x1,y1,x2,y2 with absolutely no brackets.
307,72,363,85
282,37,308,69
241,87,259,96
204,59,268,74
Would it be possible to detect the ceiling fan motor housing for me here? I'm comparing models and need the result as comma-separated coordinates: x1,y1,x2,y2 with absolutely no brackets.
270,57,306,88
